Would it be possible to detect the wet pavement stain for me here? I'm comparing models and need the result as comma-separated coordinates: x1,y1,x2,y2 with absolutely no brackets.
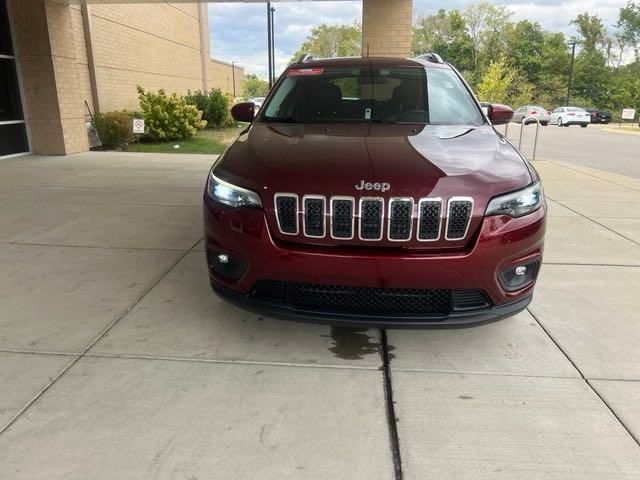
325,327,379,360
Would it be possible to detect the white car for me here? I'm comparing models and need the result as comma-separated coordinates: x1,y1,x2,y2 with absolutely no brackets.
250,97,266,115
550,107,591,128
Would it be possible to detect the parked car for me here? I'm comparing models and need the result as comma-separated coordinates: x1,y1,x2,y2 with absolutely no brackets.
205,54,546,327
250,97,266,115
550,107,591,127
584,108,612,124
512,105,551,125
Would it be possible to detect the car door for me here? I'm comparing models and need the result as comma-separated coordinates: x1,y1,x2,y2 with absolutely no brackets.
513,106,525,123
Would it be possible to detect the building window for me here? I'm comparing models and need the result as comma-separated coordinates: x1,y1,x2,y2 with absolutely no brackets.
0,0,29,157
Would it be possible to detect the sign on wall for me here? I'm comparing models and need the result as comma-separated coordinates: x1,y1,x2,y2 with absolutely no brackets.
621,109,636,120
133,119,145,134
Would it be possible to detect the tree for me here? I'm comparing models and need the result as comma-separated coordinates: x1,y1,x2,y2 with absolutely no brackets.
571,13,606,51
242,74,269,99
476,57,515,103
505,20,545,84
618,0,640,62
291,23,361,62
412,9,474,73
463,2,512,72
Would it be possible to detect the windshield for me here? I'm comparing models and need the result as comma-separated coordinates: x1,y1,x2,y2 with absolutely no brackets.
261,66,484,126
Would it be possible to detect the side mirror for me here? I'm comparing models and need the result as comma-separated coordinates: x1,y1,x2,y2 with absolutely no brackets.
487,104,513,125
231,102,255,123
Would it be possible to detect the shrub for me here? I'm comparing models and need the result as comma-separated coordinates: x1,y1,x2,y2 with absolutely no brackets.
93,111,135,149
185,88,230,129
137,86,207,141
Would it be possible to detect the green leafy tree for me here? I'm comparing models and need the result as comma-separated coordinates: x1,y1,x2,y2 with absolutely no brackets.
476,57,515,103
412,9,474,73
463,2,512,72
291,23,361,61
242,74,269,99
618,0,640,62
571,13,606,51
505,20,545,84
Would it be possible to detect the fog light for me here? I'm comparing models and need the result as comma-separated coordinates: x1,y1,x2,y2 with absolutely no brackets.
207,249,247,281
515,266,527,276
499,261,539,292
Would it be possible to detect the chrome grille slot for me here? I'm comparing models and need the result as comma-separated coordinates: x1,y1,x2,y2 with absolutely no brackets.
359,198,384,240
418,198,442,241
446,197,473,240
330,197,354,239
303,195,325,238
388,198,413,241
274,194,299,235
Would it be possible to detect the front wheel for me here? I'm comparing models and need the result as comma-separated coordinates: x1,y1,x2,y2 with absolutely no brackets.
557,117,563,127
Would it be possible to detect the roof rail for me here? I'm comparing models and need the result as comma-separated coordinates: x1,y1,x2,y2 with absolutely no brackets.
415,53,444,64
297,53,316,64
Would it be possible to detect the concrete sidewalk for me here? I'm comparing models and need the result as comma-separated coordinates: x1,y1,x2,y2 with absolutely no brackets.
0,153,639,479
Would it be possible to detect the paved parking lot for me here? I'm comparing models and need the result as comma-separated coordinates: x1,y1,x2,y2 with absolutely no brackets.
1,149,640,479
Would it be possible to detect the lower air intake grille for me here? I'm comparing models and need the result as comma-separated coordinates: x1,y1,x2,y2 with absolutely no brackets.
252,280,491,318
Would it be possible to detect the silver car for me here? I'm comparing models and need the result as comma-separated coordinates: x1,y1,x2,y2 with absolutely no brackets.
512,105,551,125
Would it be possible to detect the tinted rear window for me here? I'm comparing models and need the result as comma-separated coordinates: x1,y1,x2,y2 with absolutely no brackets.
261,66,483,126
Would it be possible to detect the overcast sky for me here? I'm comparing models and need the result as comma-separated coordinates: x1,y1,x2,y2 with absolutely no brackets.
208,0,627,78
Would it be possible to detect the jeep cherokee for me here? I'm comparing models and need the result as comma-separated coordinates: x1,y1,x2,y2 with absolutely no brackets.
203,54,546,327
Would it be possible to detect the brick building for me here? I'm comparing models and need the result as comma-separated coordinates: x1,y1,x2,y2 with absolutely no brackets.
2,0,413,158
1,0,244,157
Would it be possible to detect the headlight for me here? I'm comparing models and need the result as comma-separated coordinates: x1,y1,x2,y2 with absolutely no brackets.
485,182,543,218
207,172,262,208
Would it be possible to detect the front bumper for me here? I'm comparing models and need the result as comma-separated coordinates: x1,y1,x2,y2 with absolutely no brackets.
203,196,546,327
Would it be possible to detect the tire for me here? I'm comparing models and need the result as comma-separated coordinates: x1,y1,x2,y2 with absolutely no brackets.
557,117,563,127
541,122,548,126
581,124,588,128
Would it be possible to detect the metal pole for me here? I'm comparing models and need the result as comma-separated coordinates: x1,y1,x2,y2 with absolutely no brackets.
267,2,273,88
270,6,276,85
231,61,236,98
566,42,576,106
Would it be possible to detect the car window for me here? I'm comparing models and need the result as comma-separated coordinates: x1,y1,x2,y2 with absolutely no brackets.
261,66,483,126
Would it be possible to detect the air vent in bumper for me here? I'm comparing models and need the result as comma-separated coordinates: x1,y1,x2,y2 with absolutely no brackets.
252,280,491,317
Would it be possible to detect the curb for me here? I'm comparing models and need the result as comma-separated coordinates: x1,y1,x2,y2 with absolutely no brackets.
602,127,640,136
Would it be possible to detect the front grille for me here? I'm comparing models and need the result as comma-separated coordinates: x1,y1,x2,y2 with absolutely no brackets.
275,194,298,235
274,193,474,243
446,198,473,240
388,199,413,241
252,280,491,318
331,197,354,239
359,198,383,240
418,199,442,241
303,196,325,238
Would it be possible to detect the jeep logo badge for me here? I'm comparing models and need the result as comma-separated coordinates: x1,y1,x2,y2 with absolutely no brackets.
355,180,391,192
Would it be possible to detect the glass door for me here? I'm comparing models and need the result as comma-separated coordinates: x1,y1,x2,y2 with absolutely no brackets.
0,0,29,157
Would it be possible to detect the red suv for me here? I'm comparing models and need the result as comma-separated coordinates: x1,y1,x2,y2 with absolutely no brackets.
203,54,546,326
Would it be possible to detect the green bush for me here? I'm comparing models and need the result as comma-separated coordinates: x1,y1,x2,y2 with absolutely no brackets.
185,88,230,129
93,111,135,149
137,86,207,141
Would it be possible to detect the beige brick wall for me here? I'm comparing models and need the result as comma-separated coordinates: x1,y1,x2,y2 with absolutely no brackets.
362,0,413,57
90,2,206,112
6,0,246,155
207,60,244,97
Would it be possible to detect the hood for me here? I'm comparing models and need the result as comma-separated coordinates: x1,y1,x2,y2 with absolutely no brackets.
214,123,533,249
217,123,531,197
